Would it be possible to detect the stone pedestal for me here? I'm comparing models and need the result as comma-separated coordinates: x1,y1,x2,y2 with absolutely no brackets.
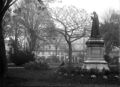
83,38,109,70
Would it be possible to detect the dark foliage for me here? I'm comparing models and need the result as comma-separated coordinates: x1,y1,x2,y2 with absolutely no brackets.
9,50,35,66
57,65,83,77
104,54,111,63
57,66,119,79
89,68,99,75
104,54,119,75
100,22,119,54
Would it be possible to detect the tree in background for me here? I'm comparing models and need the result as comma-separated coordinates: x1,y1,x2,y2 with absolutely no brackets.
4,13,24,54
100,9,120,54
47,30,67,56
12,0,54,53
50,6,91,66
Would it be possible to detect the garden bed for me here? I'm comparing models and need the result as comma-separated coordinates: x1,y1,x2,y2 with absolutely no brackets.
6,67,120,87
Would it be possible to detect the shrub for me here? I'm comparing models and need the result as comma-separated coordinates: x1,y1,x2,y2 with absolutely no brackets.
57,65,71,75
89,68,99,75
9,50,35,66
101,68,110,75
57,65,83,77
104,54,111,63
24,61,49,70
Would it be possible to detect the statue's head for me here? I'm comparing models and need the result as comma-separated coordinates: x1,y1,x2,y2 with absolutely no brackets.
91,11,97,18
93,11,96,15
91,11,96,19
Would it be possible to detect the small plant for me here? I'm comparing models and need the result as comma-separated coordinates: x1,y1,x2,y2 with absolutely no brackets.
81,68,89,75
101,68,110,76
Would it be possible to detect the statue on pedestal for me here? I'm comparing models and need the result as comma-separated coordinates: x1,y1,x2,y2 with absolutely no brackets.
91,11,100,39
84,12,109,71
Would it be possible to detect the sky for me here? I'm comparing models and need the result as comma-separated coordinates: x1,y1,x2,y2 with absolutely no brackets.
50,0,120,22
13,0,120,22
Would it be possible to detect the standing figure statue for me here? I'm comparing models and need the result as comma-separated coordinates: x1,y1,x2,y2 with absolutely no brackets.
91,11,100,38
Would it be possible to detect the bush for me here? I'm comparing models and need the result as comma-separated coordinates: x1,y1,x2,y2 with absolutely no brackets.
57,65,83,76
89,68,99,75
104,54,111,63
9,50,35,66
24,61,49,70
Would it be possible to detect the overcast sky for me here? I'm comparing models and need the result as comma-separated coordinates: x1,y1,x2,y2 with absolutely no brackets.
50,0,120,22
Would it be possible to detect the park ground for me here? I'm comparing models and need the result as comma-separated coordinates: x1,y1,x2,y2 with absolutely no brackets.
6,64,120,87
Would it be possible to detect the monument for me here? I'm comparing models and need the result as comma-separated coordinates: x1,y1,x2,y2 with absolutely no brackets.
83,12,109,70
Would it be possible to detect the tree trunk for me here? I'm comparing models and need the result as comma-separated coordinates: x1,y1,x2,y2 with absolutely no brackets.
68,41,72,66
0,1,17,86
0,18,7,86
67,41,73,76
29,30,37,53
14,27,18,54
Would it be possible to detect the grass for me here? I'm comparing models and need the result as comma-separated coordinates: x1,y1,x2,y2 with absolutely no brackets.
6,68,120,87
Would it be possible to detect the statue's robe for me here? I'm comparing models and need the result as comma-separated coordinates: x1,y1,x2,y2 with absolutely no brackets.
91,12,100,38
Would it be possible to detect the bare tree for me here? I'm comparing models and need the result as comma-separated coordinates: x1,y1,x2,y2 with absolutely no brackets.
48,31,66,56
12,0,54,53
49,6,91,65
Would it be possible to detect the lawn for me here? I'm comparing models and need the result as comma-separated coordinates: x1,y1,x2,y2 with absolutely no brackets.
6,68,120,87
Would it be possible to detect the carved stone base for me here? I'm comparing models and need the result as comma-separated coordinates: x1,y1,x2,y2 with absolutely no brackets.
83,60,109,70
83,38,109,71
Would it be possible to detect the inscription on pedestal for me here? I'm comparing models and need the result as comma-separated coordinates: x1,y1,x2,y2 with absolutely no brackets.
87,47,104,59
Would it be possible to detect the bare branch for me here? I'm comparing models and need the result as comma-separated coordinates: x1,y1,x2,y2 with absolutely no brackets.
50,6,91,47
9,0,17,7
71,33,85,42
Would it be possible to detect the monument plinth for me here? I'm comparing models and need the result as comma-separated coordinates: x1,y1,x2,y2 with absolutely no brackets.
83,12,109,70
84,38,109,70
